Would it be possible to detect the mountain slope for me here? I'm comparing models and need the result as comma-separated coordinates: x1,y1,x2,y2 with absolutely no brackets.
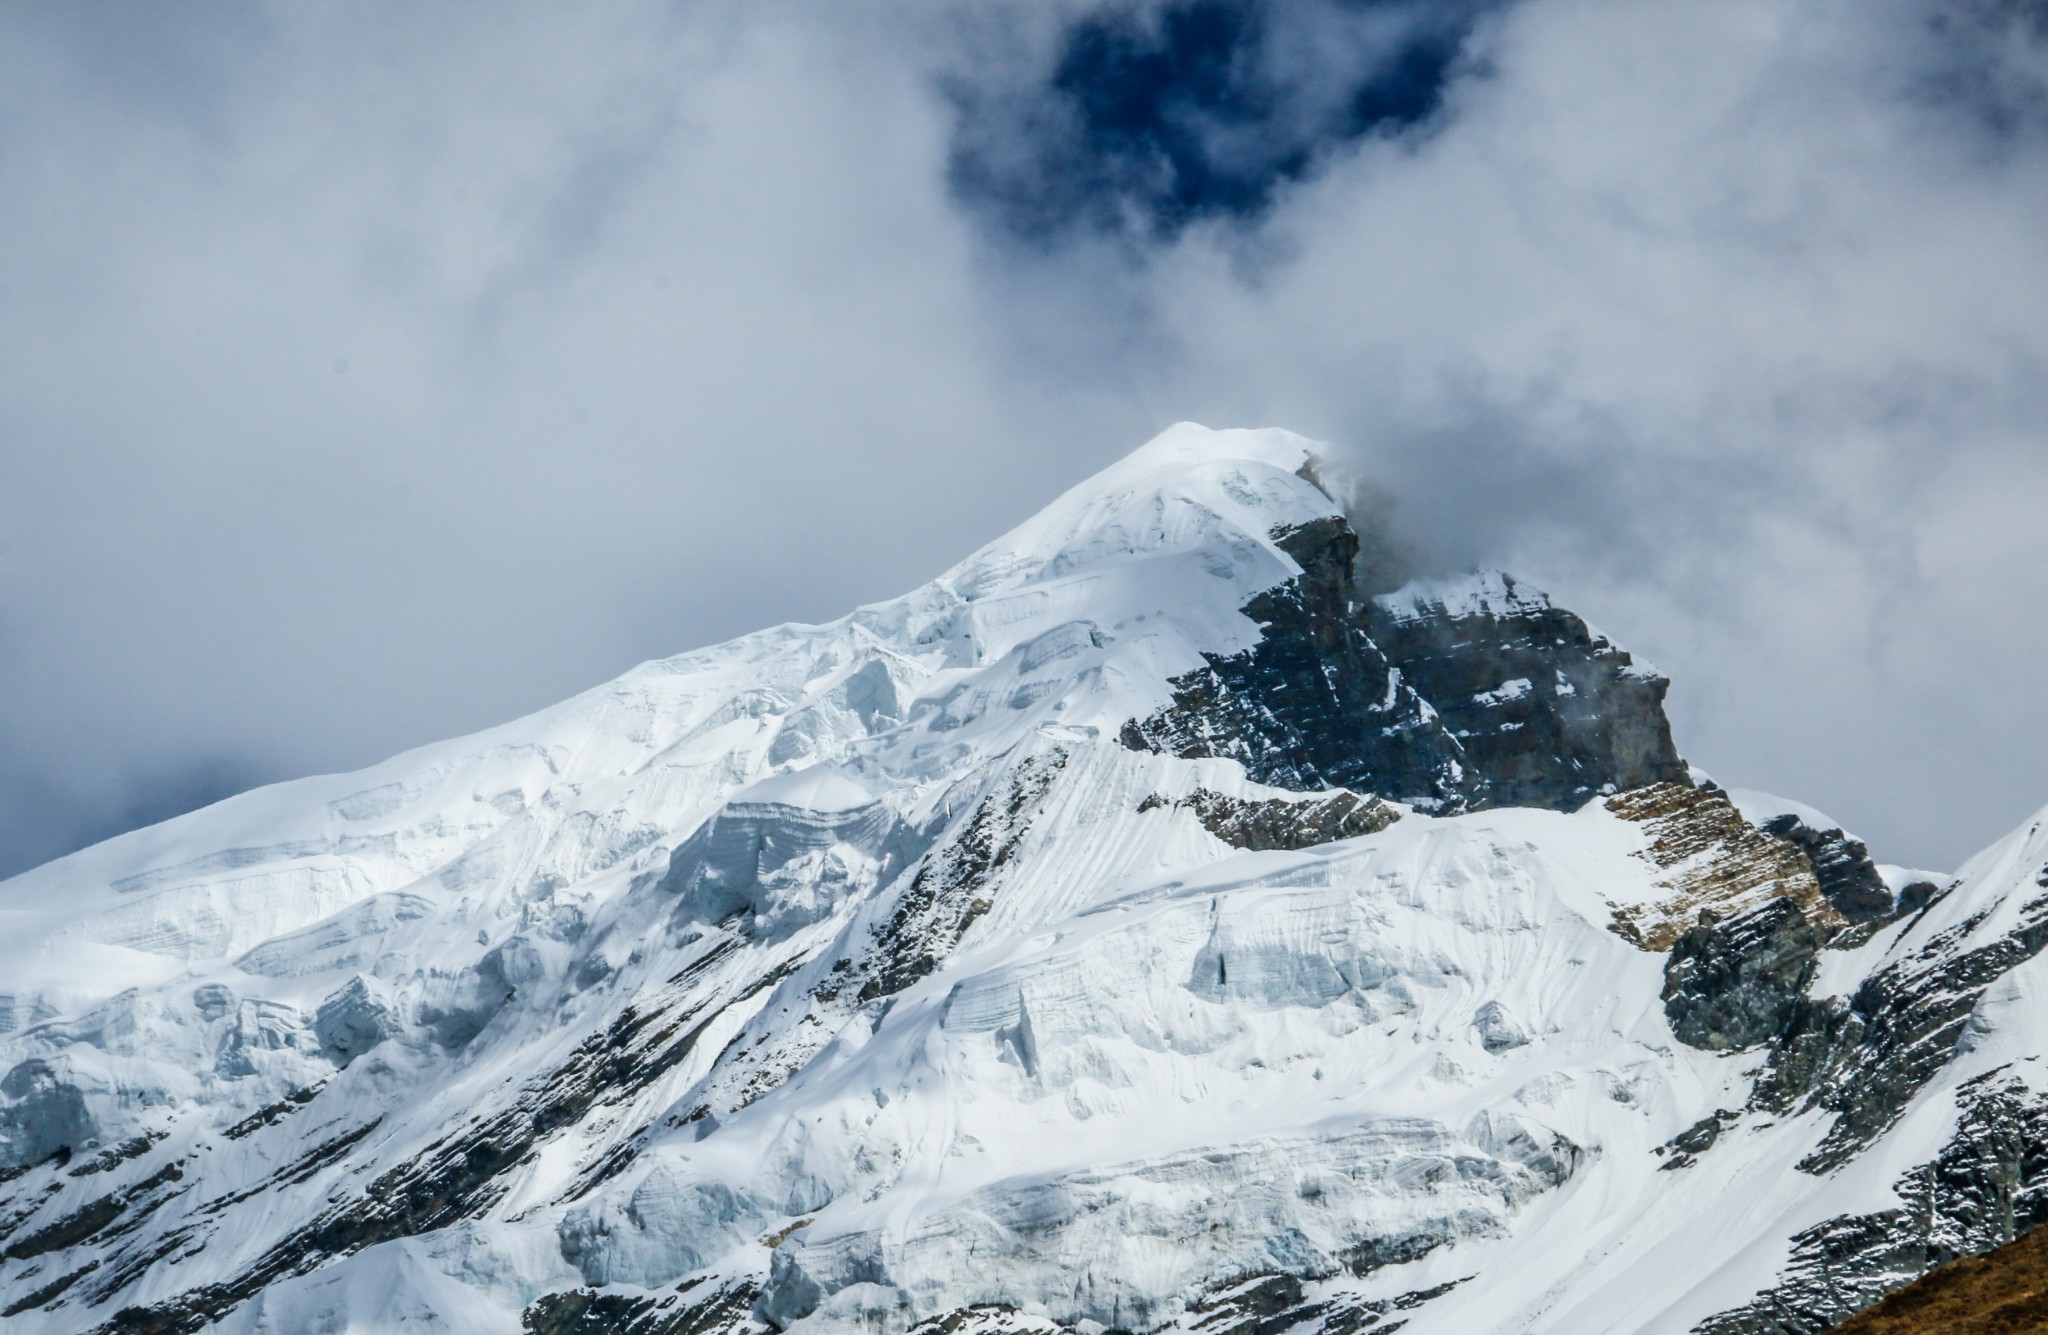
0,424,2042,1335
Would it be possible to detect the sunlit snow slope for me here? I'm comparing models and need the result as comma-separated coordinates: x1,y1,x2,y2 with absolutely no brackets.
3,425,2046,1335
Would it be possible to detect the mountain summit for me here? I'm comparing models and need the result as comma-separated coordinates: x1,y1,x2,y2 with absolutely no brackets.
3,424,2046,1335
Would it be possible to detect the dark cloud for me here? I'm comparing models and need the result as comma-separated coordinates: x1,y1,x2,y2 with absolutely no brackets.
946,0,1500,242
1920,0,2048,141
0,741,270,881
3,0,276,141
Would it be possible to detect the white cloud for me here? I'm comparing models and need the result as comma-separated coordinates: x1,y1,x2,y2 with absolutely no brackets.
0,0,2041,873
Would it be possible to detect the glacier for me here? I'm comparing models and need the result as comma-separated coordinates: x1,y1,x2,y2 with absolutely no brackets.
1,423,2045,1335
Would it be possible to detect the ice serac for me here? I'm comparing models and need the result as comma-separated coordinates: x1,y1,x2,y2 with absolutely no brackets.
0,422,2043,1335
660,767,913,941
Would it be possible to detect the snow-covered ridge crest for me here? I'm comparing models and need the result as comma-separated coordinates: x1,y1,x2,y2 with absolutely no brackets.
0,423,2043,1335
1372,568,1547,625
0,426,1331,1000
936,423,1323,600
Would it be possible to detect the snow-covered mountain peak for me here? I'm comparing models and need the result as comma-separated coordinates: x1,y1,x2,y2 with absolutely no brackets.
2,424,2045,1335
934,422,1329,601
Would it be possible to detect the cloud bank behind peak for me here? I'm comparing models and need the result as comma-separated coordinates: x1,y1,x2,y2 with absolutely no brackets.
1,0,2043,875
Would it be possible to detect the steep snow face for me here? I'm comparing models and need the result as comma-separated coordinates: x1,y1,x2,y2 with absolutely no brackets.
0,425,1321,1021
710,804,1653,1334
0,423,2041,1335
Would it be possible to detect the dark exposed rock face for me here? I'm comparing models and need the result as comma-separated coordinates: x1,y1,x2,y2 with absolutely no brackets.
1120,514,1687,813
855,1274,1465,1335
1120,518,1477,812
1365,570,1688,811
1663,899,1833,1052
1694,1073,2048,1335
1179,1271,1466,1335
1657,1110,1740,1172
1831,1207,2048,1334
522,1278,761,1335
1652,812,2048,1178
850,751,1065,1006
1759,814,1892,924
2,1161,183,1265
1765,878,2048,1174
1660,835,2048,1331
1620,778,2042,1196
1138,786,1399,851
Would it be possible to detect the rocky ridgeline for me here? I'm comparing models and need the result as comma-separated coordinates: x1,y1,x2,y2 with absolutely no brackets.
1699,1072,2048,1333
1135,786,1399,852
1605,782,1842,951
1121,512,1689,814
1641,812,2048,1330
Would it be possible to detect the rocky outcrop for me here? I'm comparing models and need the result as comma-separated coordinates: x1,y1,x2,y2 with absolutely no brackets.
1121,514,1688,814
1758,814,1893,925
1662,898,1833,1051
1662,826,2048,1331
892,1276,1466,1335
1366,570,1687,810
1761,877,2048,1174
1644,795,2048,1181
1656,1110,1740,1173
522,1277,761,1335
1696,1073,2048,1334
1181,1272,1465,1335
1137,786,1398,851
1831,1207,2048,1334
848,751,1065,1006
1119,518,1478,812
1607,782,1843,951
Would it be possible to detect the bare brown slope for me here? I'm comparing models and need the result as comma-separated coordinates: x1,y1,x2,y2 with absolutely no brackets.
1833,1225,2048,1334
